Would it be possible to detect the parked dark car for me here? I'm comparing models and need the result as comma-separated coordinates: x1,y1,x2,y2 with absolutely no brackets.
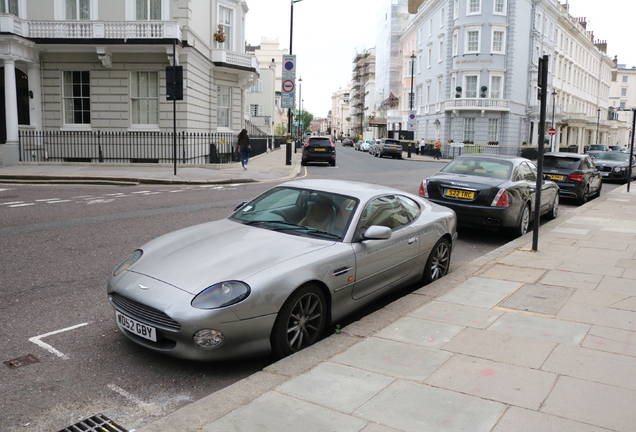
419,155,559,237
372,138,403,159
342,138,355,147
586,144,609,159
593,152,636,183
301,136,336,166
542,152,602,205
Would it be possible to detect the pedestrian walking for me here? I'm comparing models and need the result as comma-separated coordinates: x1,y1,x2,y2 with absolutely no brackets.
434,139,442,160
418,138,426,155
237,129,251,170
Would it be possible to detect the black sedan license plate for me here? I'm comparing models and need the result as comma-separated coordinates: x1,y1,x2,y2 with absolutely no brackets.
444,188,475,199
546,174,564,181
313,148,325,151
116,311,157,342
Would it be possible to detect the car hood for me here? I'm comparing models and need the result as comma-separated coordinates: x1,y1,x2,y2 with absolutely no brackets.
595,160,628,168
128,219,334,295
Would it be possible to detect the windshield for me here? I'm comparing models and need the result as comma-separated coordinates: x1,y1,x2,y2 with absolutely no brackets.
230,187,359,240
588,145,607,151
594,153,630,162
440,158,512,179
543,156,580,170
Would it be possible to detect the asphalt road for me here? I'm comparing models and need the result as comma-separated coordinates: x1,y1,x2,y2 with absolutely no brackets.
0,148,620,431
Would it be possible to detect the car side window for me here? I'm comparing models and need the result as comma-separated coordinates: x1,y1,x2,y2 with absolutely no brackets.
395,195,421,222
519,162,536,181
358,196,410,233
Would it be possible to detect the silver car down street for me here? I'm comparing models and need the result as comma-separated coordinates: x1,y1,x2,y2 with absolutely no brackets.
107,179,457,361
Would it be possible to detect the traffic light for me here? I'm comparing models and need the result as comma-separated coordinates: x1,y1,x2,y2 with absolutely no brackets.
166,66,183,101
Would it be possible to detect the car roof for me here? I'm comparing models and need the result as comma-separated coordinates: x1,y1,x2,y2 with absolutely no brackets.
454,154,528,162
544,152,587,159
280,179,413,201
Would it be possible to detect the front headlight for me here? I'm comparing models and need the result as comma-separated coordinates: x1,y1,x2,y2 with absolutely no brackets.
191,281,251,309
613,166,626,172
113,249,143,276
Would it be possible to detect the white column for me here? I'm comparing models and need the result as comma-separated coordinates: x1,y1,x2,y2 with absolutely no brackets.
27,63,43,130
3,59,20,165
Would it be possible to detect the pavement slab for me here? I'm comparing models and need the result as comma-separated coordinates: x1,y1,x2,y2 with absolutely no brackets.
275,362,395,413
500,283,574,315
557,302,636,331
441,327,556,369
541,376,636,431
435,277,522,308
374,316,465,348
205,391,367,432
424,354,558,410
581,325,636,357
489,312,590,345
539,269,602,290
411,301,504,329
354,379,506,432
492,406,613,432
477,264,546,284
331,337,452,382
542,344,636,390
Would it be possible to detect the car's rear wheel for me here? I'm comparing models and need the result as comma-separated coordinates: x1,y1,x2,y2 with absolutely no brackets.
546,194,559,220
592,182,602,199
512,203,531,237
577,185,589,205
271,284,326,358
423,237,451,284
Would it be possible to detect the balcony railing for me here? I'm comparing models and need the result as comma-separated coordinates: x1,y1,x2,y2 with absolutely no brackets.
211,49,258,70
445,98,510,111
0,15,181,40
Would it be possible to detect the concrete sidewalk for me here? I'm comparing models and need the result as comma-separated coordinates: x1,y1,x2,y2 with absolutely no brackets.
136,185,636,432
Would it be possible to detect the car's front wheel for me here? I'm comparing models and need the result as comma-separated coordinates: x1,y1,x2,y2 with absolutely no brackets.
423,237,451,283
271,284,326,358
546,194,559,220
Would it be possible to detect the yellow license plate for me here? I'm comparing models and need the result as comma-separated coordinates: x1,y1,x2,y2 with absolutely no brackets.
313,148,325,151
444,189,475,199
545,174,564,181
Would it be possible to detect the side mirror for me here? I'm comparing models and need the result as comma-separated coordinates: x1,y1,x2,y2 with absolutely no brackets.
362,225,392,240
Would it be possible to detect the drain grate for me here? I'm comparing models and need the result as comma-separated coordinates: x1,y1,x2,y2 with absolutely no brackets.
57,414,128,432
3,354,39,369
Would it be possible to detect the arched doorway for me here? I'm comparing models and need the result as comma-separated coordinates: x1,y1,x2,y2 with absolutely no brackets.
0,67,31,143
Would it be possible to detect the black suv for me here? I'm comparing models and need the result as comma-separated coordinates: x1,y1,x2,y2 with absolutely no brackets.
543,152,602,204
301,136,336,166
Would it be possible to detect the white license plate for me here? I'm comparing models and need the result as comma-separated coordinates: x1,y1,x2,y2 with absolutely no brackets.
116,311,157,342
601,172,609,177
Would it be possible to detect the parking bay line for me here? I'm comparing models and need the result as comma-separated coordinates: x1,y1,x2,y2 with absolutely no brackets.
28,322,89,360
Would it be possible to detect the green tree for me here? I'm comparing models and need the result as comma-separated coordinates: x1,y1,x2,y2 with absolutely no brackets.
298,111,314,134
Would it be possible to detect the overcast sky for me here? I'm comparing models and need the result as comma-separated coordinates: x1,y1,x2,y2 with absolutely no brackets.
245,0,636,118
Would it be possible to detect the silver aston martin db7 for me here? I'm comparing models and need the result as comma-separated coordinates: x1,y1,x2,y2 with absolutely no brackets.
107,179,457,361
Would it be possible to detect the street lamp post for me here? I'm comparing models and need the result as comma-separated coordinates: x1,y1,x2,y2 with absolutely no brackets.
298,76,302,141
288,0,304,157
551,90,557,152
596,108,601,146
408,53,416,158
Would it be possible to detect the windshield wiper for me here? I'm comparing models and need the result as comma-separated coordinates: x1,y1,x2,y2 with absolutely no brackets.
243,220,341,239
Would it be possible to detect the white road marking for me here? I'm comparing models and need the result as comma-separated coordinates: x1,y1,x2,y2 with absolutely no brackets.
28,322,89,360
45,200,72,204
36,198,62,202
107,384,154,410
9,203,35,207
86,199,115,204
1,201,25,205
0,188,15,192
131,191,152,194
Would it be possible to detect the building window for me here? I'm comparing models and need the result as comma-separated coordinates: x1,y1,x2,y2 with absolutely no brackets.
490,75,502,98
0,0,19,15
454,0,459,19
468,0,481,15
621,88,627,97
494,0,506,15
63,71,91,125
620,102,626,110
131,71,158,125
466,29,480,53
136,0,161,20
465,75,478,98
440,7,444,27
217,85,231,128
250,104,260,116
438,38,444,62
249,80,262,93
463,118,475,142
218,6,233,50
492,30,505,54
427,47,432,68
622,75,628,83
66,0,90,19
488,118,499,141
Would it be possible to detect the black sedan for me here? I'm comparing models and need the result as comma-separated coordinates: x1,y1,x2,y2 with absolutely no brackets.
543,152,602,205
419,155,559,237
593,152,636,182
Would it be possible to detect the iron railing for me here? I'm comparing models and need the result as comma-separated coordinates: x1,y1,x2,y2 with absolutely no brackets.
17,130,262,164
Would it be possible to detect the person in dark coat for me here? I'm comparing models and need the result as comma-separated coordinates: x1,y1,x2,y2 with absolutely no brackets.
237,129,251,170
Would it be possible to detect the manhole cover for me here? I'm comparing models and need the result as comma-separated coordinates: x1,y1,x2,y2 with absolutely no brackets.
3,354,39,369
57,414,128,432
500,284,573,315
